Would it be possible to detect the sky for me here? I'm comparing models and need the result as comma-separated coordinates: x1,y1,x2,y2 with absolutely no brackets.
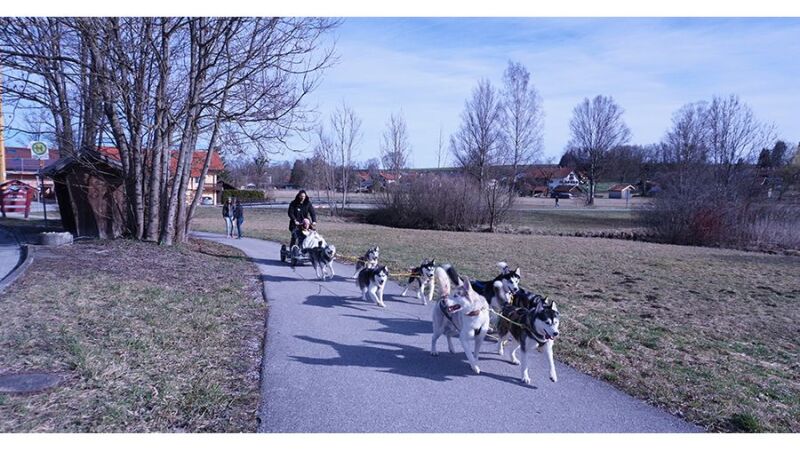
3,16,798,169
285,17,800,168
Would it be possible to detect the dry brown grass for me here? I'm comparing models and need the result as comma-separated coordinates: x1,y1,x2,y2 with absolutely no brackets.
193,207,800,432
0,237,265,432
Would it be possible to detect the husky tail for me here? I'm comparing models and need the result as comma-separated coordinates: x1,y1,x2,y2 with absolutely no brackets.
434,264,463,299
497,261,510,274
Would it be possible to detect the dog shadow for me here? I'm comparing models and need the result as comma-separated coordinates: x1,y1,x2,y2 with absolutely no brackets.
290,335,534,387
260,274,301,283
340,314,430,336
249,257,287,267
290,335,471,382
303,294,370,312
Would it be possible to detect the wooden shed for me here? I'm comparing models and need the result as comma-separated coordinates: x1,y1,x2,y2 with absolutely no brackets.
43,151,129,239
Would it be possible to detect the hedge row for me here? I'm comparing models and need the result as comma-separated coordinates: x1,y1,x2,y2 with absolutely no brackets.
221,189,270,203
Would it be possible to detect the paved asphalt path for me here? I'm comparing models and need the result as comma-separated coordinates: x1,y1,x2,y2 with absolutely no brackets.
0,226,22,283
195,231,701,433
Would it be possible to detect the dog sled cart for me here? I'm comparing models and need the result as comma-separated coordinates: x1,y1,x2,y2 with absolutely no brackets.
279,226,325,267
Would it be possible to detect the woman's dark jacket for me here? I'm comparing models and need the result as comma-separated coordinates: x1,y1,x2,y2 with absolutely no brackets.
287,198,316,230
233,204,244,222
222,204,232,217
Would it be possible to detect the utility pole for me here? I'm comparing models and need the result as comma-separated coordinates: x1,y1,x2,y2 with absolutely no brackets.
0,66,6,183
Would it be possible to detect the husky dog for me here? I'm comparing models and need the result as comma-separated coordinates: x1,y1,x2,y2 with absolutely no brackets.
352,246,380,278
401,258,436,305
356,265,389,307
511,287,546,309
309,242,336,280
432,264,463,299
431,277,490,374
470,263,521,311
495,298,560,384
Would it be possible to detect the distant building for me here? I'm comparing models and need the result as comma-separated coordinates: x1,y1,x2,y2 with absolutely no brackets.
2,147,60,197
607,184,637,199
98,147,225,205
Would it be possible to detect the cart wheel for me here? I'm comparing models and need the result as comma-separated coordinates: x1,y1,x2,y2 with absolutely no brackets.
280,245,287,263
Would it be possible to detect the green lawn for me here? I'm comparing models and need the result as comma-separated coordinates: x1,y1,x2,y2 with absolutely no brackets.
193,207,800,432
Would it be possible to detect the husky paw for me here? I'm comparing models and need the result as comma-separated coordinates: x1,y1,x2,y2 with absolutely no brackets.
471,365,481,374
431,351,439,357
550,373,558,382
521,375,531,385
511,357,520,365
377,303,386,308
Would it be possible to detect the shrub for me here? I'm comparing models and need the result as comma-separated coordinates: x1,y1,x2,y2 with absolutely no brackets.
366,175,489,231
640,169,800,250
221,189,270,203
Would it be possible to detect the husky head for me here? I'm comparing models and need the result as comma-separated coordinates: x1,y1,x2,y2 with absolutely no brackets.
420,258,436,280
367,246,380,262
497,266,521,294
323,243,336,260
446,277,487,314
532,298,560,341
373,265,389,285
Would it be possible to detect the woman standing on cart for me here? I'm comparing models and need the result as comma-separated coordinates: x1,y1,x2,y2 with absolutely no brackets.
288,190,317,247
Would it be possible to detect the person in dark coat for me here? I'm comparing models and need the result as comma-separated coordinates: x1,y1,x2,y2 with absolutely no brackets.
222,197,235,238
288,190,316,246
233,198,245,239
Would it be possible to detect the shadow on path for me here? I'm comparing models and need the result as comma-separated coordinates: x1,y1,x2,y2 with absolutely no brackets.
303,294,371,312
290,335,532,387
340,314,431,336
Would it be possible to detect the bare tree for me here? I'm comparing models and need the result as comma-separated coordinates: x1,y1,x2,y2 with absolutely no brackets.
380,111,410,176
705,94,775,190
330,101,361,214
450,78,511,231
501,61,544,192
436,125,447,168
310,125,337,213
567,95,631,205
1,17,338,244
450,79,505,187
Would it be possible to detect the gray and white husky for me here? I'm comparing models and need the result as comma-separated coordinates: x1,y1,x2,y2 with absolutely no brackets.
356,264,389,307
431,275,491,375
352,246,380,278
309,242,336,280
495,298,561,384
401,258,436,305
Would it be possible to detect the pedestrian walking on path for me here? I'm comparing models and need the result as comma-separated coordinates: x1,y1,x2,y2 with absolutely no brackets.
233,199,245,239
222,197,235,238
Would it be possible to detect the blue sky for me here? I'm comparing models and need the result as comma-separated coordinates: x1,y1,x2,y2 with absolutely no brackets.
292,17,800,167
4,16,798,168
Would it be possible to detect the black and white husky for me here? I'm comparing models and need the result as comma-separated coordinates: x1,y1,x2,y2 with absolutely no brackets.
431,276,491,375
495,298,561,384
401,258,436,305
309,242,336,280
352,246,380,278
470,262,521,311
356,264,389,308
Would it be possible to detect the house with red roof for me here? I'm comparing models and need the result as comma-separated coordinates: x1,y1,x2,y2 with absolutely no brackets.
2,146,60,197
98,147,226,205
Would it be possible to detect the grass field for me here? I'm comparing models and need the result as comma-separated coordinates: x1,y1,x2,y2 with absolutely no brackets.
193,207,800,432
0,237,266,432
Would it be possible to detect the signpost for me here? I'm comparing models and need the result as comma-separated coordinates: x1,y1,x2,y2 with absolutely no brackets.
30,141,49,224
